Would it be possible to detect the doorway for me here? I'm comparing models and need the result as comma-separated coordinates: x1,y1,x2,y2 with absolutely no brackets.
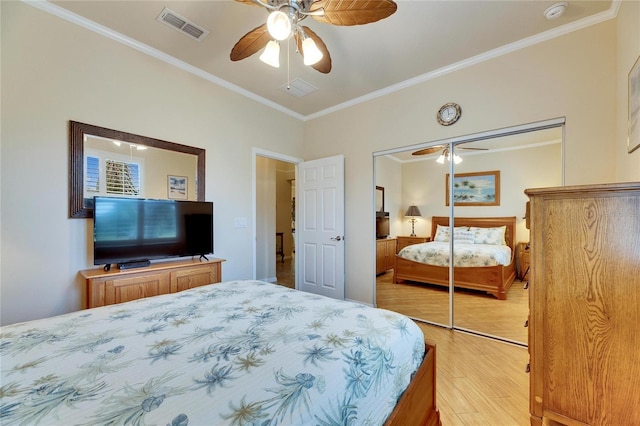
253,149,301,289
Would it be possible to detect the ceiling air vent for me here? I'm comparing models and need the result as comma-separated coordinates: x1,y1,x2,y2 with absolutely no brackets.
279,79,318,97
156,7,209,41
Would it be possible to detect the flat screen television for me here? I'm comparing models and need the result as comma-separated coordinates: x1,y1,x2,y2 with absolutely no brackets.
94,196,213,270
376,211,390,239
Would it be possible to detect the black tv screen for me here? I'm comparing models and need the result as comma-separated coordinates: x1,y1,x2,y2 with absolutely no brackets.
93,197,213,267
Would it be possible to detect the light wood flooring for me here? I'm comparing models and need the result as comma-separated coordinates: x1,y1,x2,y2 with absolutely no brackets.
275,256,295,289
417,322,530,425
376,270,529,344
274,260,531,425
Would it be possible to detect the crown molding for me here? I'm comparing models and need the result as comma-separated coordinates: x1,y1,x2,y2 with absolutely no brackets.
24,0,619,122
306,1,621,121
22,0,305,121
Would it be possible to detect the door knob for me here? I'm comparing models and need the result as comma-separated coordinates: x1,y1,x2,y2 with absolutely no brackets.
331,236,343,241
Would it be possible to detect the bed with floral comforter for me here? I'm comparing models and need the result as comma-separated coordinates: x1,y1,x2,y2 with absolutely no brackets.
398,241,512,267
0,280,426,425
394,216,518,300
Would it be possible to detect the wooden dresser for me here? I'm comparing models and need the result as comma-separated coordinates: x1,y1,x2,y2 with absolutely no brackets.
82,258,225,308
376,238,396,275
526,182,640,425
396,236,430,253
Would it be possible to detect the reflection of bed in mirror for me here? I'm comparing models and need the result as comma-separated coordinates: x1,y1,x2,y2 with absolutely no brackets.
393,216,517,300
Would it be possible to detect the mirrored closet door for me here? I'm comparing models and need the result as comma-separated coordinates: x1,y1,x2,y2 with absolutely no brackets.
374,120,563,345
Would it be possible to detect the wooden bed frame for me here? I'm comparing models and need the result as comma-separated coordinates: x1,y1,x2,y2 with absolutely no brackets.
386,340,441,426
393,216,517,300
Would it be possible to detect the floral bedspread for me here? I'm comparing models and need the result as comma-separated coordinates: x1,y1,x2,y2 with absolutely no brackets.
399,241,512,267
0,280,425,425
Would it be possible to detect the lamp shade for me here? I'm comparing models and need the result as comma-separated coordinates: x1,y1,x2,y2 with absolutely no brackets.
405,205,422,217
302,37,323,65
259,40,280,68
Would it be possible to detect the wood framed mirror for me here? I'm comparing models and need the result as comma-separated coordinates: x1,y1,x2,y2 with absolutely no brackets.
69,121,205,218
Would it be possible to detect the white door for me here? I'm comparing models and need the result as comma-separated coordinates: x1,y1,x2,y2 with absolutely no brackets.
297,155,345,299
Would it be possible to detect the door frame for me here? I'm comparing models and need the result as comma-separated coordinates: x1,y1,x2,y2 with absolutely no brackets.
252,148,303,284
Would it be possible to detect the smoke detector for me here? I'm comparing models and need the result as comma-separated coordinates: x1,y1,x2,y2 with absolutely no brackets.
544,2,568,20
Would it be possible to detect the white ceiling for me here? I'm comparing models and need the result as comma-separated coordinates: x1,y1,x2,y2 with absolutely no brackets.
49,0,614,119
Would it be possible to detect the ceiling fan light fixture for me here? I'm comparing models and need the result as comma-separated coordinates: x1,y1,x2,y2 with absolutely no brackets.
259,40,280,68
267,10,292,40
302,36,323,65
435,147,463,164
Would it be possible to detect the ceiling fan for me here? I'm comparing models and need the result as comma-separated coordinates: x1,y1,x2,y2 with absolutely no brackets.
230,0,398,73
412,145,488,164
412,145,489,156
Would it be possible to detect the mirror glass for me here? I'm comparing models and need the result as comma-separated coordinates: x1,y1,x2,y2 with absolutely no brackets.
375,150,451,326
374,124,563,344
375,186,385,212
70,121,205,218
451,130,562,344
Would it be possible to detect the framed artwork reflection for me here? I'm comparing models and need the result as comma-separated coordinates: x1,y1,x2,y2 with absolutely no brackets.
168,175,188,200
446,170,500,206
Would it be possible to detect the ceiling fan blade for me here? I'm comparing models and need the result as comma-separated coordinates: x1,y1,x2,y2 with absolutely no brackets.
295,26,332,73
234,0,264,7
310,0,397,26
459,147,489,151
230,24,271,61
412,146,443,156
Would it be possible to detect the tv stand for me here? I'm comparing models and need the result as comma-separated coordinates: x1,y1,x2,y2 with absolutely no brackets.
81,258,225,308
117,259,151,270
103,264,111,272
199,254,209,262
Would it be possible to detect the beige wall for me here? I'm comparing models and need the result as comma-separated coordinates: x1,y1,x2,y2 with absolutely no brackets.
304,21,621,305
374,156,403,237
0,2,304,325
398,142,562,244
256,157,277,282
276,163,295,259
616,0,640,180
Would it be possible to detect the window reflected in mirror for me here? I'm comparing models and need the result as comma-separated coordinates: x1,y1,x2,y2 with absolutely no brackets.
69,121,205,218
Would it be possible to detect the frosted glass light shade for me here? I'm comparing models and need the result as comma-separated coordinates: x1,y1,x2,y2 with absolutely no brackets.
267,11,291,41
259,40,280,68
302,37,323,65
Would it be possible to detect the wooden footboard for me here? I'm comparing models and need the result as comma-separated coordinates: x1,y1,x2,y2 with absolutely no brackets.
393,215,517,300
393,255,516,300
385,341,441,426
